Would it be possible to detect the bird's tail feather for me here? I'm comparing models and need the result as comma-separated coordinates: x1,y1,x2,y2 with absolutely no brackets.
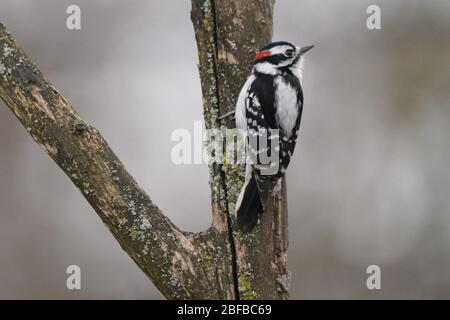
236,174,263,232
255,174,280,205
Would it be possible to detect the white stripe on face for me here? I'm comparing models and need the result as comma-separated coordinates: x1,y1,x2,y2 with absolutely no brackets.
262,44,298,68
267,45,293,56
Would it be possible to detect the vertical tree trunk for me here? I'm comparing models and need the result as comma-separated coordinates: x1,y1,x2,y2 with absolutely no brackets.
191,0,290,299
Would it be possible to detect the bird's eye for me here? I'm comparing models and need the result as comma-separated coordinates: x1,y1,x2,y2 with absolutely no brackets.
285,49,294,57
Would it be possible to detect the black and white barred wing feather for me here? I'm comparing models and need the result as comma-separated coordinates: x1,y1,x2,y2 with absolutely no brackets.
245,85,280,202
235,84,265,232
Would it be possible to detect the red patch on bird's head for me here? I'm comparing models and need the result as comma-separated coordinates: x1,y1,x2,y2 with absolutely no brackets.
255,50,272,60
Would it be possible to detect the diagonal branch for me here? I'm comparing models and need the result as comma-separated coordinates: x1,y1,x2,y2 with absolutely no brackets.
0,22,234,299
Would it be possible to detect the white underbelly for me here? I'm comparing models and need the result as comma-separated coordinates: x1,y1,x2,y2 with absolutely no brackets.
274,77,298,137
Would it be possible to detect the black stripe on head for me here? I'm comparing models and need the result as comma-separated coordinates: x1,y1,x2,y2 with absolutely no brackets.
255,54,286,66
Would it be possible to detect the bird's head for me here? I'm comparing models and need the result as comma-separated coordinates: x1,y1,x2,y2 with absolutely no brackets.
253,41,313,74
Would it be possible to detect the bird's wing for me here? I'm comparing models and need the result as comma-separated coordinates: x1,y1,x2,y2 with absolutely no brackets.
245,79,281,178
235,75,255,131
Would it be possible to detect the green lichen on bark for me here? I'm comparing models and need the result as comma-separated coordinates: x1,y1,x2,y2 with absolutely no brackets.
238,270,259,300
0,21,235,300
191,0,220,130
1,0,289,300
192,0,289,300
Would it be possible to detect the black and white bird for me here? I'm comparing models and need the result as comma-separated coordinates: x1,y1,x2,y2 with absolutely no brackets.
235,41,313,232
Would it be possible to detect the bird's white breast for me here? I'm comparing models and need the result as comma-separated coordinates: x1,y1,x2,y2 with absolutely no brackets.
274,76,298,137
289,55,305,86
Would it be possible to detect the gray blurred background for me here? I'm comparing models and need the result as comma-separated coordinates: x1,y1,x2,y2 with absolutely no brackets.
0,0,449,299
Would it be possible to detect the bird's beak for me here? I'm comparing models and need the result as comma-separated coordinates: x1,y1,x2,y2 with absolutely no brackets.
298,45,314,55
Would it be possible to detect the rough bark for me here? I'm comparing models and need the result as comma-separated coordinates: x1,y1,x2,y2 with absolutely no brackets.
0,22,233,300
0,0,289,300
191,0,289,299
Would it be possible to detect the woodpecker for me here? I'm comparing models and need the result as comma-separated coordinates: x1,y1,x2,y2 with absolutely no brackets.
235,41,313,232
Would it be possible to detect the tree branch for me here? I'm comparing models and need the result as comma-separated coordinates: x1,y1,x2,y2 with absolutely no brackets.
0,22,234,299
